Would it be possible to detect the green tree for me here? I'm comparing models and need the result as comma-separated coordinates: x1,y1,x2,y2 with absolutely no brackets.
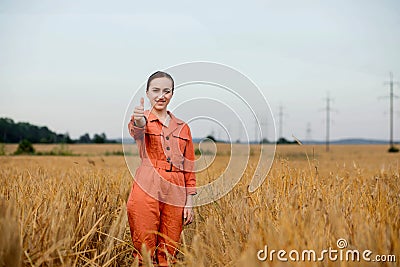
260,138,270,144
0,117,61,143
93,133,106,143
277,137,296,144
205,135,216,142
14,139,35,155
79,133,91,143
62,133,74,144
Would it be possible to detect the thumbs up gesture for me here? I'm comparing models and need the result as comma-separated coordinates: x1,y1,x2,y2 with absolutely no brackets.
132,97,146,127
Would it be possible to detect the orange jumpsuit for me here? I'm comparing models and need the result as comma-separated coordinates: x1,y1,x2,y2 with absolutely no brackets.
127,110,196,266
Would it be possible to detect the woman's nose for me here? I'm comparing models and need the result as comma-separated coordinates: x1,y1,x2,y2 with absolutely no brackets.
156,92,167,99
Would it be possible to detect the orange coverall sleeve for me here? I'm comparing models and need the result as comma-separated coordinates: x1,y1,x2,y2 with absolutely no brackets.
128,117,147,159
184,126,197,195
128,116,147,141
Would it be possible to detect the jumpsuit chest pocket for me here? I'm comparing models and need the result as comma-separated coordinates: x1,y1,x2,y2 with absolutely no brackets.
145,132,164,153
171,132,189,155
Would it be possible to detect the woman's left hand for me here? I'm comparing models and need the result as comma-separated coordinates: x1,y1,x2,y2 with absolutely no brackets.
183,206,194,225
183,194,194,225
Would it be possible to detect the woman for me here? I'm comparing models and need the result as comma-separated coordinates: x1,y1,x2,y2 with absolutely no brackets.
127,71,196,266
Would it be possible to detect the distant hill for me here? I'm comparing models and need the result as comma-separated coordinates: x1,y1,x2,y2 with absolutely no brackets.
301,138,394,145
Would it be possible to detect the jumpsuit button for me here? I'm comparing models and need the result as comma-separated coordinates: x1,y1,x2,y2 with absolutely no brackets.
167,157,171,162
166,147,170,150
166,136,169,140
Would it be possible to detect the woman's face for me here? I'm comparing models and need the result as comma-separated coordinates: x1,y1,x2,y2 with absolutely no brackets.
146,77,173,112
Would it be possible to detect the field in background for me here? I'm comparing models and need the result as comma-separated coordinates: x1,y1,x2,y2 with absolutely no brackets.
3,143,128,156
0,144,399,266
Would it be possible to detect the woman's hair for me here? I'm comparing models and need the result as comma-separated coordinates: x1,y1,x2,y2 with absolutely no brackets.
146,71,174,92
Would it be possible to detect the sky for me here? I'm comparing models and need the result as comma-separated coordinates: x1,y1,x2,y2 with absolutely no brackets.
1,0,400,142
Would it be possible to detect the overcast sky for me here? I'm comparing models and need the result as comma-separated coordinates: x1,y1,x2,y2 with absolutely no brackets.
1,0,400,142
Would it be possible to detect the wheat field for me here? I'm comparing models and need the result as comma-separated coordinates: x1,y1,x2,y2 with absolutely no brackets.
0,144,399,266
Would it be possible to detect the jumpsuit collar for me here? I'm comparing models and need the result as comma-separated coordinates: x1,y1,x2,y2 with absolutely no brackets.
144,110,184,136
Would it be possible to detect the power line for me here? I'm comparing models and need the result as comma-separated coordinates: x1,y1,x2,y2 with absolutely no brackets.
384,72,399,152
324,93,333,152
306,122,312,141
237,121,242,143
254,118,258,143
278,105,287,139
254,117,269,144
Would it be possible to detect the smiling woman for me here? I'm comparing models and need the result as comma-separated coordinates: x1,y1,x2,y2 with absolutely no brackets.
126,71,197,266
145,72,174,121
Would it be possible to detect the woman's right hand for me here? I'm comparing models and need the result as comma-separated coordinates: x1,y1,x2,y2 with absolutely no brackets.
132,97,146,127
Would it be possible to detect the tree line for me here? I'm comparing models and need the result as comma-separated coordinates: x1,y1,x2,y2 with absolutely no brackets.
0,117,116,144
